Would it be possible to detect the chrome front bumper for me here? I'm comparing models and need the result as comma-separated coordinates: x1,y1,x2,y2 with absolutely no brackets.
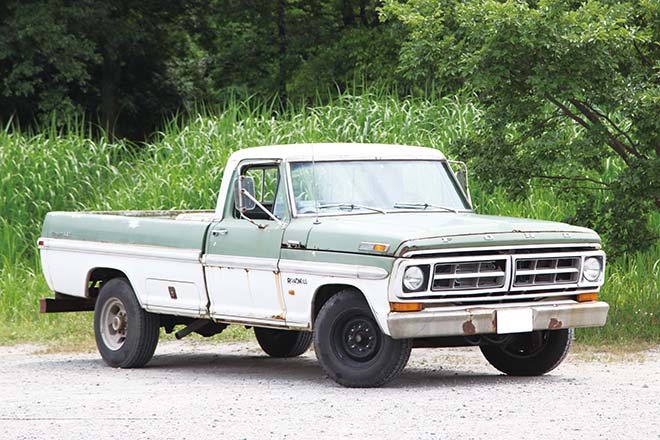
387,301,610,339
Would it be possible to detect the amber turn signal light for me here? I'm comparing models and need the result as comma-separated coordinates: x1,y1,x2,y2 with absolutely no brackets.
390,302,423,312
577,292,598,302
358,242,390,252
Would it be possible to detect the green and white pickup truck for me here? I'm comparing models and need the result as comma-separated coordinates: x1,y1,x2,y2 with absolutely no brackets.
38,143,609,387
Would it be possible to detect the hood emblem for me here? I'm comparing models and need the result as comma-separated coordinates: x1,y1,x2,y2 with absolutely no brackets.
524,233,535,239
484,234,494,241
440,237,452,243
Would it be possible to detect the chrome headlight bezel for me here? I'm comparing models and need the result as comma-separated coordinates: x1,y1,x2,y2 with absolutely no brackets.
402,265,429,293
582,256,603,282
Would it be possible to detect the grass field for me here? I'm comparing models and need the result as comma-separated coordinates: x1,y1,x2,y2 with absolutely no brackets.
0,92,658,348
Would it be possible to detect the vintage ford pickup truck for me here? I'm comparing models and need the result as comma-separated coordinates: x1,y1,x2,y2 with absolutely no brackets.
38,143,609,387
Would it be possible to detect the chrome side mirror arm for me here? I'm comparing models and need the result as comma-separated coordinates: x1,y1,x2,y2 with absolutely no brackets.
447,160,472,208
240,189,286,228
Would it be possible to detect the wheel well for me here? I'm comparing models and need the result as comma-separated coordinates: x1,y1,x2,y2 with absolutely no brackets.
311,284,365,325
86,268,128,298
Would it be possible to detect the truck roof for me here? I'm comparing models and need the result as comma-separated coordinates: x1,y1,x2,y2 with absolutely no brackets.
227,143,446,162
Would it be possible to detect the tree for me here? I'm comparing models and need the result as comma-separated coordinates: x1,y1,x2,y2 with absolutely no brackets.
0,0,190,138
384,0,660,254
188,0,402,106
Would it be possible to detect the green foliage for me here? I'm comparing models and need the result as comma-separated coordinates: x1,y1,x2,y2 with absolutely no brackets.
0,0,407,135
385,0,660,255
1,94,658,346
185,0,407,106
0,1,199,138
0,2,99,118
288,25,407,97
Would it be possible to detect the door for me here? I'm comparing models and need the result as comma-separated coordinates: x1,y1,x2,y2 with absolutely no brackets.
204,161,289,324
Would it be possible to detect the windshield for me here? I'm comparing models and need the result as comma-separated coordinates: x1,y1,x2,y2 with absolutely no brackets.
289,160,470,215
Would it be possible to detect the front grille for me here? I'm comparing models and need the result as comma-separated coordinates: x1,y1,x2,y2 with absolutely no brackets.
431,258,507,292
398,246,605,304
513,257,580,287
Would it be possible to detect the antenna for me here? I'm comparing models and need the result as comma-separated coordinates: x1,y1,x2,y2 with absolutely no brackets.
312,143,320,225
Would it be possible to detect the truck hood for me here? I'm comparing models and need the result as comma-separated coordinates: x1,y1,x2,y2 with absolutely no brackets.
304,212,600,256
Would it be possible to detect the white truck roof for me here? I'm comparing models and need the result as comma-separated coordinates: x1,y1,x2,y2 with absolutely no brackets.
226,143,446,162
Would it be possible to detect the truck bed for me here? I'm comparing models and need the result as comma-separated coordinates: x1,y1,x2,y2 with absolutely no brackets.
41,210,215,248
39,210,216,316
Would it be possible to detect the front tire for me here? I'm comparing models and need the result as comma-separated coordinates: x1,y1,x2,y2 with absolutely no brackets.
480,329,573,376
314,290,412,388
94,277,160,368
254,327,312,358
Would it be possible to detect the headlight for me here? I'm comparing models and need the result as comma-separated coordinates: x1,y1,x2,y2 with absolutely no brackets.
583,257,603,282
403,266,426,291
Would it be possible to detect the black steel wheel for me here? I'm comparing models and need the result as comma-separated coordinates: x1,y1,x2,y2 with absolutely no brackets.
93,277,160,368
480,329,573,376
314,289,412,388
254,327,312,358
334,316,381,362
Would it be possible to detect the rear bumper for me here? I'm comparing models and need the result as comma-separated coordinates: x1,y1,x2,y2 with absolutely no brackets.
387,301,609,339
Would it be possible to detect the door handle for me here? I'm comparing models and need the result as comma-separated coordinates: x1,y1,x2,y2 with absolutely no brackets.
211,229,228,237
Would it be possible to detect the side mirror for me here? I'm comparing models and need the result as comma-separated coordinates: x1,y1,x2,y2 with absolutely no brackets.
448,160,472,207
234,175,257,213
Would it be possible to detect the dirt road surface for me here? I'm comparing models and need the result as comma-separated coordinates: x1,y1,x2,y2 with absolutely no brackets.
1,341,658,440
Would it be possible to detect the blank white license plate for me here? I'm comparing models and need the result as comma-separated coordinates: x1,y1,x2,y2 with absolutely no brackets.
497,308,534,334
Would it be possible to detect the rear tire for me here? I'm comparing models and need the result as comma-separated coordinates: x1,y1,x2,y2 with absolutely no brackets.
254,327,312,358
94,277,160,368
313,290,412,388
480,329,573,376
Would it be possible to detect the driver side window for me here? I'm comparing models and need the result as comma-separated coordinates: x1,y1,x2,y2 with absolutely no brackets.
234,163,288,221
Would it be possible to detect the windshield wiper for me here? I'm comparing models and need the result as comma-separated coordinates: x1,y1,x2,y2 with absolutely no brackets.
318,203,387,214
393,202,458,213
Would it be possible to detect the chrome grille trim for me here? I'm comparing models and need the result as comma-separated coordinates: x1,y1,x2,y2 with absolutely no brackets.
513,256,580,287
419,290,593,304
394,249,605,302
402,242,601,258
431,258,507,292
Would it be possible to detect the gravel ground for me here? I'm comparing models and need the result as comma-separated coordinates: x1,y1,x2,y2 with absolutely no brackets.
1,340,659,440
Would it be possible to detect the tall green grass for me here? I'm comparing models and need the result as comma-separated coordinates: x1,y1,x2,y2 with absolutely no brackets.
0,92,658,347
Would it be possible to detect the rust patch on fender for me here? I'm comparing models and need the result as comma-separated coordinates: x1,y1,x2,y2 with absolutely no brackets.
462,320,476,335
271,314,285,320
549,318,563,329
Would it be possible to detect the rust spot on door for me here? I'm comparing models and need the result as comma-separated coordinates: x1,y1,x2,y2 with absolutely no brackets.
549,318,563,329
273,272,287,320
462,320,476,335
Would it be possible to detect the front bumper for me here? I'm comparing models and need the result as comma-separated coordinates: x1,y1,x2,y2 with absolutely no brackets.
387,301,609,339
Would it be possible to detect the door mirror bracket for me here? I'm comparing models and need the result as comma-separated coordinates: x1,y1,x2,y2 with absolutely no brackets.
234,176,285,228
